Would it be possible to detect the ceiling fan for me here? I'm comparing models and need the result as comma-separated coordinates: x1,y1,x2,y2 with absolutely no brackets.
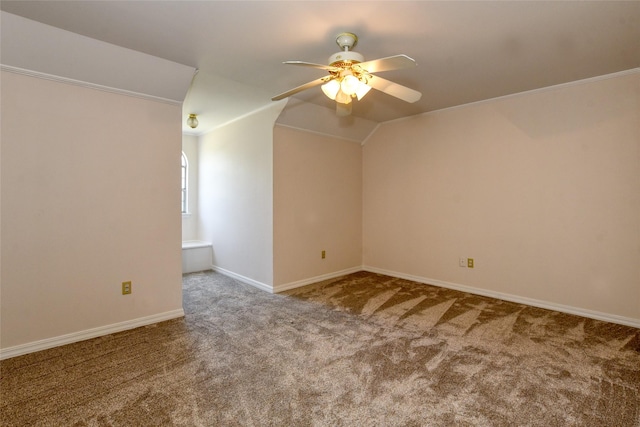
272,32,422,116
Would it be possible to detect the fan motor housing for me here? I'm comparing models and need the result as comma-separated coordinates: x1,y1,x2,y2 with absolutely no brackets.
329,51,364,67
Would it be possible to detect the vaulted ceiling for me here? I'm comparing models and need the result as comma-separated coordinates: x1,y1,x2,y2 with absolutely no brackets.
2,1,639,140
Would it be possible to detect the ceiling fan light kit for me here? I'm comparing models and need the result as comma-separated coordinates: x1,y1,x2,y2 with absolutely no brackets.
272,32,422,116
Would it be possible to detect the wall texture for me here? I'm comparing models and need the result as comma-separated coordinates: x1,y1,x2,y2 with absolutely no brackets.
273,125,363,288
363,71,640,323
1,71,184,352
198,104,285,289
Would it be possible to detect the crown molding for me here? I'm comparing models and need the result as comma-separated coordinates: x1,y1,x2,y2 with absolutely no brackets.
1,64,182,106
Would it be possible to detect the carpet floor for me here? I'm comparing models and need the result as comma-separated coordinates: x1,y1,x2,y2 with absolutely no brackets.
1,271,639,426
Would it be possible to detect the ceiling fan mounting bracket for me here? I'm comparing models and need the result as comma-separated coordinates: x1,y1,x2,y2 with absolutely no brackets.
335,32,358,50
330,32,363,68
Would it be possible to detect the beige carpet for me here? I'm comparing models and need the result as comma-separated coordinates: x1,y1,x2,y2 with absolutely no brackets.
1,271,639,426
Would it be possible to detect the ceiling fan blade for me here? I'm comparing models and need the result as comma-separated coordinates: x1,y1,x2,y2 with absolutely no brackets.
283,61,340,72
271,76,333,101
367,75,422,103
355,54,417,73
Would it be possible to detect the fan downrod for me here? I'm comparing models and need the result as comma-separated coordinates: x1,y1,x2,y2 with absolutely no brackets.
329,33,363,66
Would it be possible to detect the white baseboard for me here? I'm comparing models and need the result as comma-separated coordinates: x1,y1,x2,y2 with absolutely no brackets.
0,309,185,360
363,266,640,329
211,265,274,293
210,265,363,294
273,266,363,293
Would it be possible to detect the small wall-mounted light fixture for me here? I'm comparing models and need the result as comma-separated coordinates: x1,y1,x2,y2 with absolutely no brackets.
186,113,199,129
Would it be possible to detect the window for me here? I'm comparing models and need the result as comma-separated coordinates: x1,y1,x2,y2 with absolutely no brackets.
181,152,188,213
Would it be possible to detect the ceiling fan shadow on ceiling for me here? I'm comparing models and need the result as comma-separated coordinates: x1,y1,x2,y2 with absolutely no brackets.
272,32,422,116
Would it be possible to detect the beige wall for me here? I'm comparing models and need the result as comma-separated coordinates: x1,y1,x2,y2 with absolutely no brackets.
273,126,363,287
1,71,184,350
198,104,285,289
363,72,640,322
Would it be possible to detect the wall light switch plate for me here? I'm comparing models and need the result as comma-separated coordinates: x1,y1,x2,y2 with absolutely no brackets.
459,257,467,267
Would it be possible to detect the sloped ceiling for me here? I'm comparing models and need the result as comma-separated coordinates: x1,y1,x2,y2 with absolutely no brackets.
0,12,195,102
2,1,639,142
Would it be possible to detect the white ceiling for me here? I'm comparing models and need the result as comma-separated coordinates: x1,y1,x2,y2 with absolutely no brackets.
2,1,639,139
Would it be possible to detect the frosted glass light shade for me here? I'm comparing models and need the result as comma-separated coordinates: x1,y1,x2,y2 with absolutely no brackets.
321,80,340,100
340,74,360,96
335,89,352,104
187,114,198,129
355,83,371,100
